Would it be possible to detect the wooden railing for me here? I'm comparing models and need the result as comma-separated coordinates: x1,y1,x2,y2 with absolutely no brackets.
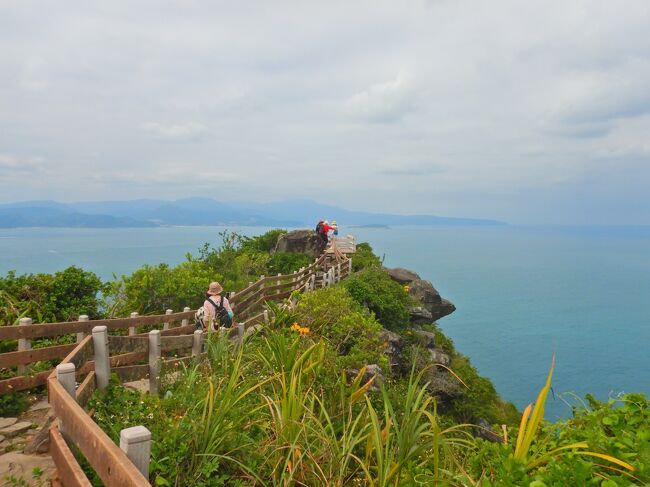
47,251,352,486
0,253,354,395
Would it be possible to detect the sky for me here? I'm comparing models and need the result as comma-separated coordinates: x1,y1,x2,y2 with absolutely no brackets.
1,1,649,224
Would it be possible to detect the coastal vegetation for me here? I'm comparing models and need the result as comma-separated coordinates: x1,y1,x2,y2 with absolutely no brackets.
1,229,647,485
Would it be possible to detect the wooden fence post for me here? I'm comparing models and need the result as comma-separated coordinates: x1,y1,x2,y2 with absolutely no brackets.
56,362,76,437
164,309,173,330
120,426,151,479
17,317,32,375
182,307,191,326
149,330,161,395
77,315,88,343
129,312,138,336
192,330,203,360
92,326,110,390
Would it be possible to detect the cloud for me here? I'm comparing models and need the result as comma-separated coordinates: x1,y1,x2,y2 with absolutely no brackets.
0,154,45,174
345,71,417,122
140,122,209,142
0,1,649,223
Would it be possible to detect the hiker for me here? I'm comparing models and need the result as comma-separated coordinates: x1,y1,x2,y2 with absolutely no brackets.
202,281,234,331
315,220,328,244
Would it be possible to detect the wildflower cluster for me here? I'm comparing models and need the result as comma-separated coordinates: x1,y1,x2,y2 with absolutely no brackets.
403,284,410,293
290,322,310,336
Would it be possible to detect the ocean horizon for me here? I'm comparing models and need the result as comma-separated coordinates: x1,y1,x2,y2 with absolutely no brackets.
2,224,649,420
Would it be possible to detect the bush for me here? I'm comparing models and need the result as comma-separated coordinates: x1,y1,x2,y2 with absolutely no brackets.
267,252,311,275
293,287,387,370
343,268,411,331
240,229,287,253
0,266,105,324
351,242,381,271
105,260,214,315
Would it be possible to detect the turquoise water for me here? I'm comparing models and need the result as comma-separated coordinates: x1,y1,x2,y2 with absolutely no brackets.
2,225,649,420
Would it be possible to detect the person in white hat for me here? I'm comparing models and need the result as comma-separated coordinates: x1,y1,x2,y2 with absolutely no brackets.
203,281,233,330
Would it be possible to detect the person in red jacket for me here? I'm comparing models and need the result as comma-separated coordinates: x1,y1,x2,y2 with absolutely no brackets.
316,220,335,245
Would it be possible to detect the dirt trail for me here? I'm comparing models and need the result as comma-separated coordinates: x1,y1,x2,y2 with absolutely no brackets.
0,397,57,487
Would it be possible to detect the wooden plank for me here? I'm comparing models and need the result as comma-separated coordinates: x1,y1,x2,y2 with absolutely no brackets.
111,351,147,367
48,378,150,487
64,336,94,371
49,425,93,487
159,324,195,337
160,335,193,351
109,336,149,354
0,310,195,340
0,343,76,368
113,364,149,383
76,371,96,407
0,370,50,394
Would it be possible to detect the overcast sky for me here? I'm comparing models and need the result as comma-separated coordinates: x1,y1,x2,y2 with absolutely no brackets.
1,1,649,224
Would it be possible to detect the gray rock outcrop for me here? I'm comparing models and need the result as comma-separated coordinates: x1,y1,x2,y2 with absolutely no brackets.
385,267,421,284
274,230,326,259
385,266,456,323
408,279,456,322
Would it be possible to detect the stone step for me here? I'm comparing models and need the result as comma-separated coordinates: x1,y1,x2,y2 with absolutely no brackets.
0,421,32,438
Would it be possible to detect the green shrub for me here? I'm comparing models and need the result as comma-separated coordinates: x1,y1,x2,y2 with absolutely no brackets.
0,266,105,324
105,260,213,315
267,252,311,275
240,229,287,253
351,242,381,271
293,287,387,370
0,391,29,416
343,268,410,331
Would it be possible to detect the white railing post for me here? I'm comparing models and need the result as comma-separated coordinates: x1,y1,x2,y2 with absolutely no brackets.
182,307,191,327
237,322,245,338
192,329,203,359
120,426,151,479
263,310,269,324
277,273,281,287
129,312,138,336
337,264,342,282
149,330,161,395
56,362,76,437
92,326,110,390
17,317,32,375
348,258,353,274
77,315,89,343
164,309,173,330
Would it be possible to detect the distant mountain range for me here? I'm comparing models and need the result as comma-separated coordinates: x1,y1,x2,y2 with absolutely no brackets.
0,199,505,228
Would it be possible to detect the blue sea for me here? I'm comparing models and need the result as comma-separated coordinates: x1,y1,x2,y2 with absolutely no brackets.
1,225,649,420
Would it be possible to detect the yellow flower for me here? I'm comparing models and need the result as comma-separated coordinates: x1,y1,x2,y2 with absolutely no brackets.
403,284,410,293
299,327,310,335
290,323,301,332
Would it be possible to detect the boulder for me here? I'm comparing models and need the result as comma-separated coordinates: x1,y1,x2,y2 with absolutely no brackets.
379,329,404,371
346,364,385,391
413,329,436,349
409,307,433,325
274,230,326,259
424,367,463,399
429,348,451,367
408,279,456,322
474,419,505,443
385,267,420,284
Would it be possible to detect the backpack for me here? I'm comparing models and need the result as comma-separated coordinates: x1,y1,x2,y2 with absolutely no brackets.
195,296,232,330
315,222,324,234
